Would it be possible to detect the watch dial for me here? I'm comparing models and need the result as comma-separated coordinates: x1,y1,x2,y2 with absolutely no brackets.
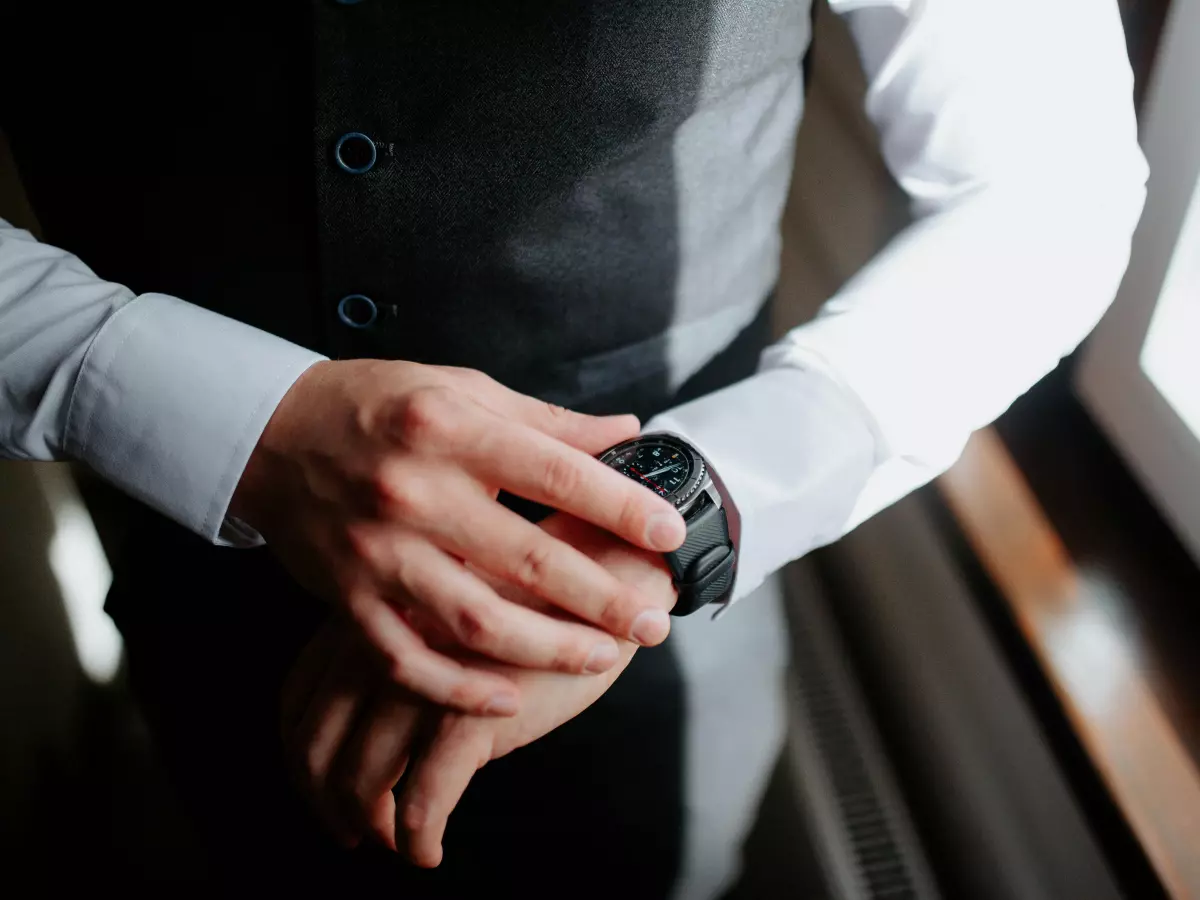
605,442,694,500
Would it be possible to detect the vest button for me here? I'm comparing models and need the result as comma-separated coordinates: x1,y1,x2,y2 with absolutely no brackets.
334,132,377,175
337,294,378,329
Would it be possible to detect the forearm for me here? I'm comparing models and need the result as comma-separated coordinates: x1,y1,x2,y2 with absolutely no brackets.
765,177,1146,523
0,217,326,541
0,217,133,460
803,0,1148,517
647,0,1148,601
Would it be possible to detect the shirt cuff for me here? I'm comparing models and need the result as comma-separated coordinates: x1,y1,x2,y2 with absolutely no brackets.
645,366,877,605
63,293,326,545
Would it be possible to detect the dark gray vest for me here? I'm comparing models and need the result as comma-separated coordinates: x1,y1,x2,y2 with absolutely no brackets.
4,9,817,889
4,1,812,421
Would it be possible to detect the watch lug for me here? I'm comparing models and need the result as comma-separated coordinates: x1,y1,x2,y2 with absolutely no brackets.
704,481,723,511
678,473,718,519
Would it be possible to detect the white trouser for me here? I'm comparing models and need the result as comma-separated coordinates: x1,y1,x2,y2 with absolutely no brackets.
669,574,790,900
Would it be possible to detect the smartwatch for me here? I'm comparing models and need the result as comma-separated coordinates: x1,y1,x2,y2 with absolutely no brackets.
599,433,737,616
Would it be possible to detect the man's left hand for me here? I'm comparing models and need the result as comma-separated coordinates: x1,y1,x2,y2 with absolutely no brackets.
280,512,678,866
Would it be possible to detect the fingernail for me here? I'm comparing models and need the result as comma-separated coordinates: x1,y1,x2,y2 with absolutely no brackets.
583,641,620,674
482,692,519,716
647,513,685,551
630,609,670,646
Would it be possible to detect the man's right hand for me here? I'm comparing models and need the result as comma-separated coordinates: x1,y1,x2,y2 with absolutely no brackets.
230,359,686,715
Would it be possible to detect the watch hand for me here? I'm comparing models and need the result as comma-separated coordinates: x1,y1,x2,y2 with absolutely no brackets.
642,463,680,478
631,469,663,491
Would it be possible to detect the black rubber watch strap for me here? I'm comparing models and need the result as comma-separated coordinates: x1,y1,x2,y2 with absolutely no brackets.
665,494,737,616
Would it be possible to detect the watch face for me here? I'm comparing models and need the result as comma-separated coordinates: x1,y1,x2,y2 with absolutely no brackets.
601,439,698,502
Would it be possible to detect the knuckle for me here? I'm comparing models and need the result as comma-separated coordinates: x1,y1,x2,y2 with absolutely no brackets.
459,368,494,392
399,386,457,448
347,781,375,816
512,540,556,591
388,545,420,593
444,681,477,711
353,402,379,442
615,488,648,536
539,452,582,502
385,653,412,687
344,523,377,565
402,800,427,833
552,636,593,673
596,584,637,633
373,470,428,521
342,587,377,629
304,747,329,786
452,603,497,653
544,401,572,422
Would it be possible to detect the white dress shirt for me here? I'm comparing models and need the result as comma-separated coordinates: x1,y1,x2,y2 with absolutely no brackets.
0,0,1147,603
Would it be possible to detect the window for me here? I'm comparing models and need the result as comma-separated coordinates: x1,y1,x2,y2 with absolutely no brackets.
1077,0,1200,568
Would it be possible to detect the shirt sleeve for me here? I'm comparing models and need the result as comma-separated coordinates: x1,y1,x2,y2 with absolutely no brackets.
0,218,326,544
645,0,1149,603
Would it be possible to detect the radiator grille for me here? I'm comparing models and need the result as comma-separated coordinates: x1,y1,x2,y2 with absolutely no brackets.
795,646,917,899
785,564,941,900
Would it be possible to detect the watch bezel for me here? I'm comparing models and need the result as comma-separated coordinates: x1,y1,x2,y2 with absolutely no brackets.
599,432,711,516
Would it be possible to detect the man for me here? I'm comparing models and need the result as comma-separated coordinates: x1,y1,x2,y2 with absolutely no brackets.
0,0,1145,896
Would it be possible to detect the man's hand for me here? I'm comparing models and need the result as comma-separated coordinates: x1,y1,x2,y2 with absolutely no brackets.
233,360,685,715
280,513,677,863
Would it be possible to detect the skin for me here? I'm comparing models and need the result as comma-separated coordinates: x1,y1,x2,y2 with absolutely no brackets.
280,512,678,866
232,359,686,715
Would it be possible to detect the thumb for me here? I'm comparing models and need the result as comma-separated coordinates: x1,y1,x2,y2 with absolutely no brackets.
399,717,493,868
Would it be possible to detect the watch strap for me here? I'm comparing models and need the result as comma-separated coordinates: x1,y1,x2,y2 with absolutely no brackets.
664,493,737,616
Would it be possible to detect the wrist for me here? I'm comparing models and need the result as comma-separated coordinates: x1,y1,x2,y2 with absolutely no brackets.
597,432,737,615
228,360,329,530
227,442,269,530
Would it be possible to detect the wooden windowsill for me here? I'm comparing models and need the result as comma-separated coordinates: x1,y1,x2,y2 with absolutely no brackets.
938,420,1200,900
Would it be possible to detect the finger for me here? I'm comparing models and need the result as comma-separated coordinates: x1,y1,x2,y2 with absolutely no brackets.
387,489,668,649
443,368,641,454
347,590,521,714
399,716,493,869
334,691,421,851
281,619,344,743
461,414,687,553
368,791,398,853
362,529,629,664
379,384,681,552
381,383,681,552
291,632,373,847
